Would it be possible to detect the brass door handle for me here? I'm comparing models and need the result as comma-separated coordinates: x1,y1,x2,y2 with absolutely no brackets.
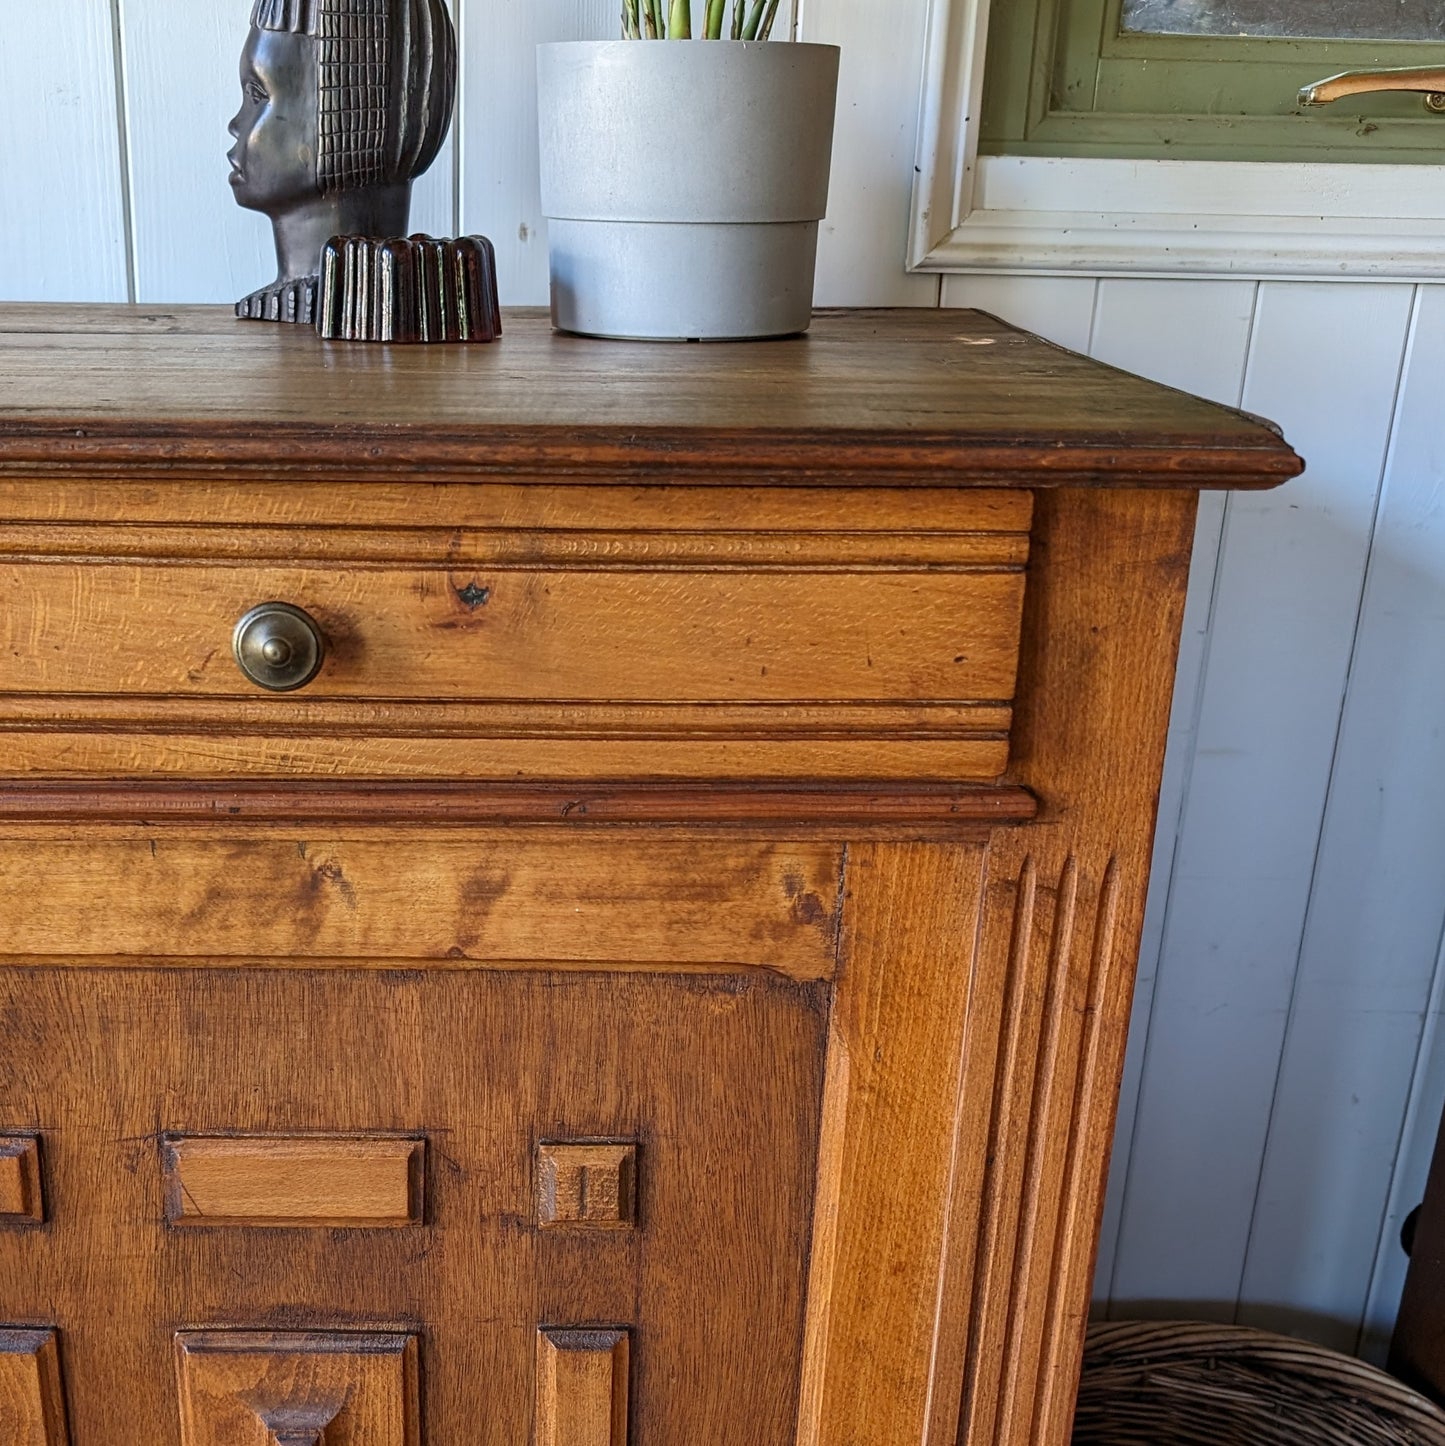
232,602,326,692
1299,66,1445,113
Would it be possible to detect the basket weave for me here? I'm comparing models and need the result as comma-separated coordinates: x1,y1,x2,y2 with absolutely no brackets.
1074,1321,1445,1445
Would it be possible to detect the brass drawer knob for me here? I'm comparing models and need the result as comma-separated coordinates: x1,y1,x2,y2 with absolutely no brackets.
232,602,326,692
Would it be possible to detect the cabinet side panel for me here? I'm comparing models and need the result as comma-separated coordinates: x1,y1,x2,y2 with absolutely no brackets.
945,489,1199,1446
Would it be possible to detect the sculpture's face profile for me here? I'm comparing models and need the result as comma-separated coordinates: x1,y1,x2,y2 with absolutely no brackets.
230,0,458,318
227,27,319,216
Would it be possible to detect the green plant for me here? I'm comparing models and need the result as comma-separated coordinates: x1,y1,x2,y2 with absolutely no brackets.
622,0,783,39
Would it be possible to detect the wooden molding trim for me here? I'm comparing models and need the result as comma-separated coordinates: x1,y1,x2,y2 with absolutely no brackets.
0,426,1300,488
0,779,1038,830
0,310,1301,490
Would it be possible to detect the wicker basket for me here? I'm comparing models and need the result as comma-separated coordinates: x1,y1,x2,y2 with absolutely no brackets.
1074,1321,1445,1445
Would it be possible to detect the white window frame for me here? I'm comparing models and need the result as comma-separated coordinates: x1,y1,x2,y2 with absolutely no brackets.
908,0,1445,279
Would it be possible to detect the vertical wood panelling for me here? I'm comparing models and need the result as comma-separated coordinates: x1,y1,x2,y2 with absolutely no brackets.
1084,278,1262,1307
1366,954,1445,1360
458,0,615,307
940,276,1099,350
120,0,456,305
796,0,940,306
1109,281,1416,1318
0,0,129,302
1240,282,1445,1351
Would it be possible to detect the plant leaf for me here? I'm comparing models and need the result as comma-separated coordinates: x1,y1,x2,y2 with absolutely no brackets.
758,0,782,39
732,0,744,38
741,0,766,40
668,0,691,37
705,0,726,38
622,0,642,38
642,0,661,36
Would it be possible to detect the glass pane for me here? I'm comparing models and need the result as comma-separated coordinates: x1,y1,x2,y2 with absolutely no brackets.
1121,0,1445,40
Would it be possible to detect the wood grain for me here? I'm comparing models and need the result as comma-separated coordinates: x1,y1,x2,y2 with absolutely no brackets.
175,1332,420,1446
0,522,1029,570
941,489,1200,1446
0,482,1035,534
0,836,844,978
535,1329,630,1446
537,1145,637,1230
0,308,1300,1446
162,1136,425,1229
0,309,1303,488
798,843,986,1446
0,1329,67,1446
0,729,1015,784
0,1139,43,1225
0,780,1036,833
0,561,1026,706
0,967,825,1446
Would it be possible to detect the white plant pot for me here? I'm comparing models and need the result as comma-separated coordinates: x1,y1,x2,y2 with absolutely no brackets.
537,40,840,341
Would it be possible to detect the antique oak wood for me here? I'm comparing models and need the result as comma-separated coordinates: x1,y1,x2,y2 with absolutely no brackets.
0,306,1300,1446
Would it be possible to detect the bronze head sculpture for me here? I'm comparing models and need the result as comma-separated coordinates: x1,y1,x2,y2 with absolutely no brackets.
229,0,457,323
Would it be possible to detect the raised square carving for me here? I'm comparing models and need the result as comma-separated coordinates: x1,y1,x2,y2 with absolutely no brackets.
0,1329,68,1444
537,1144,636,1229
175,1331,419,1446
536,1329,629,1446
0,1138,43,1224
162,1136,424,1228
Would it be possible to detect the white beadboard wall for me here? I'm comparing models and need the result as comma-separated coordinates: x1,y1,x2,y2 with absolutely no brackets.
4,0,1444,1364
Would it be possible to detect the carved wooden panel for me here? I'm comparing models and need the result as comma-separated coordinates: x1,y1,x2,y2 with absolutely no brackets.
535,1330,629,1446
537,1145,636,1229
0,1329,67,1446
0,966,823,1444
162,1137,424,1229
176,1332,420,1446
0,1140,42,1224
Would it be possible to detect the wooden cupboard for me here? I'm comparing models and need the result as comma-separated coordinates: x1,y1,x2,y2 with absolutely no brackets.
0,307,1299,1446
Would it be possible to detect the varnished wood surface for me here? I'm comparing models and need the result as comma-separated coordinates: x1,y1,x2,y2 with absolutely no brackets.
941,490,1201,1446
0,968,825,1446
162,1136,425,1229
0,835,844,978
535,1330,631,1446
0,481,1036,533
0,1136,44,1224
0,1329,67,1445
174,1332,421,1446
0,312,1300,1446
799,843,986,1446
0,482,1029,783
0,722,1016,784
0,780,1036,832
536,1146,638,1231
0,560,1026,706
0,308,1302,487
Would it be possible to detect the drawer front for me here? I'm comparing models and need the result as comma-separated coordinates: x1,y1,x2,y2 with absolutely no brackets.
1,564,1023,706
0,486,1031,781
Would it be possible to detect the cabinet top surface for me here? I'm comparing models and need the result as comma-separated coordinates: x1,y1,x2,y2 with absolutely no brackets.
0,305,1301,487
